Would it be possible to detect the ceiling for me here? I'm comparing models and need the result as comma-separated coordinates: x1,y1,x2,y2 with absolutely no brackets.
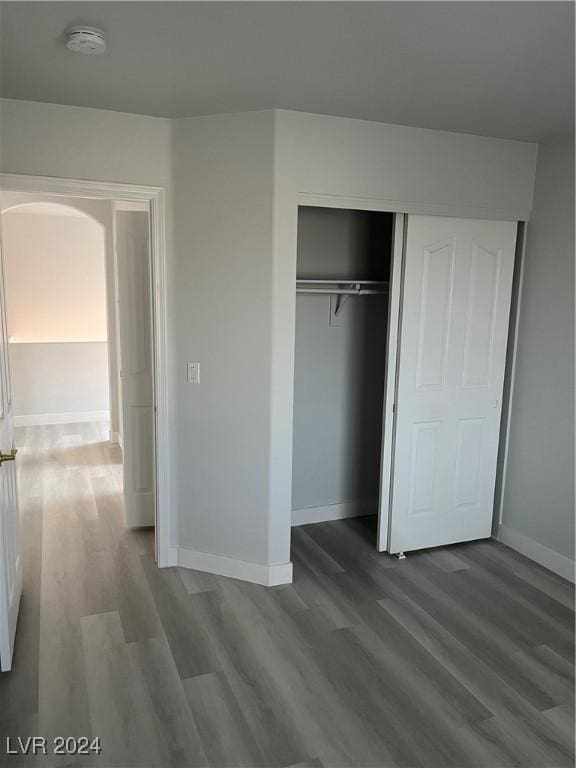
0,1,573,142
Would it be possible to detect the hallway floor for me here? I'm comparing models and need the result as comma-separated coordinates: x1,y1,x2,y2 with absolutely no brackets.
0,423,574,767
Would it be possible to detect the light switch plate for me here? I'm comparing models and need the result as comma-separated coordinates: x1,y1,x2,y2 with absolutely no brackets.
187,361,200,384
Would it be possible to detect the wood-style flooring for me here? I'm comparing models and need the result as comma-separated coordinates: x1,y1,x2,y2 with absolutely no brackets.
0,422,574,767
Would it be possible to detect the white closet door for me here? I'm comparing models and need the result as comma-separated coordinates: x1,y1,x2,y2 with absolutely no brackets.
0,228,22,671
116,210,155,528
388,216,517,554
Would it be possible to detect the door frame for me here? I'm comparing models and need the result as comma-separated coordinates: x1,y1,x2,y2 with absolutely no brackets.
0,173,173,568
289,196,405,555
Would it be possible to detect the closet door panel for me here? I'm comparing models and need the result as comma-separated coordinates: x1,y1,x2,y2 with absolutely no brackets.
388,216,516,554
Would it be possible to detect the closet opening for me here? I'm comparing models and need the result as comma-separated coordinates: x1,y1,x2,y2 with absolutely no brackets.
291,206,397,552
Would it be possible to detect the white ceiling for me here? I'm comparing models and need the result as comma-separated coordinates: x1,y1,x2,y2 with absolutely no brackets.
0,1,573,141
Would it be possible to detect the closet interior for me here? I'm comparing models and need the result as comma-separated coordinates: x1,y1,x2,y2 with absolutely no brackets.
291,206,394,532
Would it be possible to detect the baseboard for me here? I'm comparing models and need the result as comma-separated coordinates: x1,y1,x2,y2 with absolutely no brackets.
161,546,179,568
498,524,575,583
292,498,378,526
109,430,123,450
177,547,293,587
15,410,110,427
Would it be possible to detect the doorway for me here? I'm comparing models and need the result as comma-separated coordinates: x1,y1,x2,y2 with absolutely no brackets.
290,206,401,569
291,206,394,528
0,173,170,566
0,175,169,670
0,191,156,527
1,195,111,429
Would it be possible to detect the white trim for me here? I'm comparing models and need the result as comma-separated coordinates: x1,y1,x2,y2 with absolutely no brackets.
15,410,109,427
297,192,532,223
498,525,575,583
103,198,119,452
114,200,150,213
109,430,123,450
8,339,108,345
0,174,162,203
0,173,171,568
177,547,293,587
149,190,170,567
292,499,377,527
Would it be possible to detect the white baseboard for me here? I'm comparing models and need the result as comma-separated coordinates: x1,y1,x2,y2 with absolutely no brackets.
498,524,575,583
109,430,123,450
292,498,378,527
177,547,293,587
15,410,110,427
161,546,179,568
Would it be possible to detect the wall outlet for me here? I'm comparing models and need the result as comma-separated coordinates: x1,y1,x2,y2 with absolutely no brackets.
187,361,200,384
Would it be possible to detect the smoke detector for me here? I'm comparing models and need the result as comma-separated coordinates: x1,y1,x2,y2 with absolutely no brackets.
65,26,106,55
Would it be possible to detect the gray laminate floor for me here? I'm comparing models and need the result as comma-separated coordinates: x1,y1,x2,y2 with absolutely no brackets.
0,423,574,767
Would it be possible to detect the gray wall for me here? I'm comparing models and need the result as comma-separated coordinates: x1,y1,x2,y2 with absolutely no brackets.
172,111,276,566
501,134,575,568
292,208,391,515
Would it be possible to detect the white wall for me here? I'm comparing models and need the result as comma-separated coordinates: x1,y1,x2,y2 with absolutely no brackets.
9,342,109,422
1,203,110,423
0,99,172,187
500,134,575,580
2,209,107,342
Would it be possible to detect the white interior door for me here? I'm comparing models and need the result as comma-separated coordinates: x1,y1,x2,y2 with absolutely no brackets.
0,225,22,672
116,208,155,528
388,216,517,554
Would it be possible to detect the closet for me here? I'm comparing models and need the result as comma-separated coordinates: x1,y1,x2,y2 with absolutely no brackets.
291,206,394,529
291,206,518,559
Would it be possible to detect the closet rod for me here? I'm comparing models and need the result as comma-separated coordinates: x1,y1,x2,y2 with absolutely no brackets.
296,279,388,285
296,287,387,295
296,279,389,296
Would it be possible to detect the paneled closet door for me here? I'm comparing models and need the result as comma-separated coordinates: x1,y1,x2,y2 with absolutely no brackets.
388,216,517,554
